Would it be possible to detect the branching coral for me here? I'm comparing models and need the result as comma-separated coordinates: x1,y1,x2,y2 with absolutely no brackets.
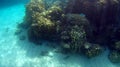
59,14,90,53
69,25,86,52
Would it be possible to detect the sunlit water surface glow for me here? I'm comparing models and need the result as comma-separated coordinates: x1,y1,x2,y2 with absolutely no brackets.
0,1,120,67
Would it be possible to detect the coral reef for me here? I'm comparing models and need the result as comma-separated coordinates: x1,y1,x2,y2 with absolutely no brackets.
66,0,120,44
60,14,91,53
65,0,120,62
18,0,120,63
24,0,93,54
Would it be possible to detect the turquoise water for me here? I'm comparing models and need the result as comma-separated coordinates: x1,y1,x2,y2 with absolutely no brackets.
0,0,120,67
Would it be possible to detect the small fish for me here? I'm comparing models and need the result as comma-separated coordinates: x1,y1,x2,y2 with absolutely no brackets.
80,13,86,17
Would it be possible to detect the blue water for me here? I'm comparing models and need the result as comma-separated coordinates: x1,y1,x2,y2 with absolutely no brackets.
0,0,120,67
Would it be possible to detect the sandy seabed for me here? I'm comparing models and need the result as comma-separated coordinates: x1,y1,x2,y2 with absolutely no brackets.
0,3,120,67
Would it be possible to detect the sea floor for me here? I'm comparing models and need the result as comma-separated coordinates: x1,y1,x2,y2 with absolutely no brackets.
0,2,120,67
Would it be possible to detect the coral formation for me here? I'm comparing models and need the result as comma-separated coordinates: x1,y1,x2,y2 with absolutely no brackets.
82,42,102,58
60,14,91,53
109,41,120,52
112,41,120,50
108,41,120,63
23,0,45,27
28,16,57,42
24,0,64,43
18,0,120,63
109,51,120,63
66,0,120,44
